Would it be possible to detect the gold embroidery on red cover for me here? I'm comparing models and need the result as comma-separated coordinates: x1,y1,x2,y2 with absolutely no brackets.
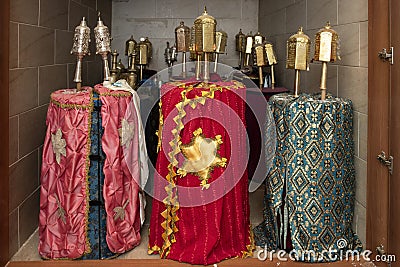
177,128,227,190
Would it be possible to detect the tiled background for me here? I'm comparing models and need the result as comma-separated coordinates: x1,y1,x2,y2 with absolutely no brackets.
8,0,112,258
111,0,259,71
259,0,368,245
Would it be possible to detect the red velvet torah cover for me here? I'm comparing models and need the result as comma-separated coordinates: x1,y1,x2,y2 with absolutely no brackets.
148,80,254,265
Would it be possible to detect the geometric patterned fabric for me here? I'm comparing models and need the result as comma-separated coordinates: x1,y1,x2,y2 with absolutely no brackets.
81,92,116,259
254,93,362,262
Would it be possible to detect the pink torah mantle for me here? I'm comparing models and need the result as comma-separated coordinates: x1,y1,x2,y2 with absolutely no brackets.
39,85,145,259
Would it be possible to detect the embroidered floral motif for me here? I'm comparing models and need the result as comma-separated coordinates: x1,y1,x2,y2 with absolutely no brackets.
55,195,66,224
118,118,135,147
51,128,66,164
113,199,130,221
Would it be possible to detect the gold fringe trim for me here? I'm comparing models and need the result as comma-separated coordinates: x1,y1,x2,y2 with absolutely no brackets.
50,98,92,110
241,224,256,258
98,91,132,97
148,244,161,255
172,80,244,91
83,91,94,255
156,100,163,153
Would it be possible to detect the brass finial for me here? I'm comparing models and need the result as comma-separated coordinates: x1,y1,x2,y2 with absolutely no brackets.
204,6,207,13
298,26,303,33
325,21,331,28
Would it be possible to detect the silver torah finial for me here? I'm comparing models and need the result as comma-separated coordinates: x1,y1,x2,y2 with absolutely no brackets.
94,12,111,82
71,17,91,90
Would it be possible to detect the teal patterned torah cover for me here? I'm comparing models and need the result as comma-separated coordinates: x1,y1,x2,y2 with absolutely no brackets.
254,93,362,262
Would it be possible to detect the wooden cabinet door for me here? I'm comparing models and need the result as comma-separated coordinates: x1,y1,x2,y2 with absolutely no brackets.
368,0,400,266
389,0,400,266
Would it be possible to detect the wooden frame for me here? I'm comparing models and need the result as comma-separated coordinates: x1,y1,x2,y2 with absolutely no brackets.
366,0,390,255
6,259,369,267
0,0,10,266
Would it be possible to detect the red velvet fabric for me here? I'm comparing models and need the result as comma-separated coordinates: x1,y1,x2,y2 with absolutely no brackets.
96,85,142,253
148,81,252,265
39,88,93,259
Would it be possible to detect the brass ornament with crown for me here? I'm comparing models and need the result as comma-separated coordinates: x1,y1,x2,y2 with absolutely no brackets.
235,29,246,68
314,22,340,100
286,26,311,96
264,40,278,88
94,12,111,83
71,17,90,90
194,7,216,81
214,30,227,72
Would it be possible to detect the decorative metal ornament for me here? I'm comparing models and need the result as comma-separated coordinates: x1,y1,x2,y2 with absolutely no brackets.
137,37,149,82
70,17,90,90
189,24,201,80
194,7,217,81
254,31,264,45
125,35,137,70
254,43,266,89
235,29,246,68
94,12,111,82
125,35,137,56
245,31,253,66
264,41,278,88
314,22,340,100
214,30,227,72
164,41,177,67
286,27,311,96
110,50,119,83
143,37,153,62
175,21,191,52
175,21,191,76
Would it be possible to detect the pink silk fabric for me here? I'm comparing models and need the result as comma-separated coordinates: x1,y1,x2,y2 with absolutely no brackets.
39,88,93,259
148,81,252,265
96,84,142,253
39,86,142,259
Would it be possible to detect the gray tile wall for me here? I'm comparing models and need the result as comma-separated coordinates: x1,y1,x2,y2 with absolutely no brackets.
9,0,112,258
259,0,368,245
111,0,259,71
